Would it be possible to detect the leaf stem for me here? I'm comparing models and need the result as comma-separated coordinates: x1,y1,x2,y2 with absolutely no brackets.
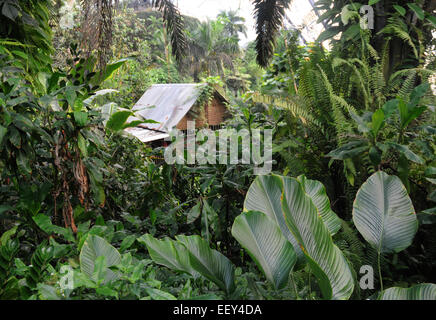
290,273,299,300
377,252,383,293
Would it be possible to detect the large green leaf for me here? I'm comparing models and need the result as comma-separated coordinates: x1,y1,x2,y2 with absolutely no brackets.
0,225,17,245
352,171,417,253
243,175,304,264
145,287,177,300
384,142,424,164
176,235,235,295
297,175,341,235
370,109,385,137
393,5,406,16
281,176,354,300
407,3,425,20
106,111,133,132
380,283,436,300
137,234,199,279
80,235,121,284
326,140,369,160
408,83,429,107
231,211,296,290
93,57,134,84
398,96,427,130
33,214,75,242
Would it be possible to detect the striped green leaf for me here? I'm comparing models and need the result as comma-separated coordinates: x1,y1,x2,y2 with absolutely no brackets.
281,177,354,300
176,235,235,295
352,171,418,253
380,283,436,300
243,175,304,265
80,235,121,284
137,234,200,279
297,175,342,235
232,211,296,289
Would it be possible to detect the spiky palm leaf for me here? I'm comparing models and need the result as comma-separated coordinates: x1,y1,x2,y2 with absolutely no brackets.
80,0,113,66
152,0,187,64
252,0,292,67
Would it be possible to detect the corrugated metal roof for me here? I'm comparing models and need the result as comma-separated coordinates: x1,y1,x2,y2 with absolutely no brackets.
124,127,170,144
131,84,205,131
125,83,206,143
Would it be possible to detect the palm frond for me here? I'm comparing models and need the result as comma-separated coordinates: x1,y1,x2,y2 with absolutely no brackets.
152,0,187,63
252,0,292,67
80,0,113,67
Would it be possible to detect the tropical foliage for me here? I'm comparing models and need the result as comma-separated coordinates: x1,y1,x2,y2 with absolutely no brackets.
0,0,435,301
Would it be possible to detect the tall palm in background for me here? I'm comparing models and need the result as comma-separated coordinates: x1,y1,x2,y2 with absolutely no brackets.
80,0,293,69
0,0,293,70
77,0,436,73
162,0,293,69
185,19,240,81
79,0,187,66
218,10,248,41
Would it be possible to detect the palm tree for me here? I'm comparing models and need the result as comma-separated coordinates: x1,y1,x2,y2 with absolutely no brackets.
218,10,248,41
184,19,240,81
79,0,293,68
79,0,187,66
147,15,174,80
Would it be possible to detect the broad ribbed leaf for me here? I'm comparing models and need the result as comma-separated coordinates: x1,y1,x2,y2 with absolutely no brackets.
393,5,406,16
145,287,177,300
98,58,133,82
80,235,121,284
380,283,436,300
137,234,199,278
231,211,296,289
297,175,341,235
353,171,417,253
243,175,304,264
176,235,235,295
407,3,425,20
326,140,368,160
281,177,354,300
33,214,75,242
385,142,424,164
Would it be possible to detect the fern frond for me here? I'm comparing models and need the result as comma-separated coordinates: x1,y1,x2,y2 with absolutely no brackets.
378,17,418,58
333,57,370,110
251,93,322,128
397,71,417,99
